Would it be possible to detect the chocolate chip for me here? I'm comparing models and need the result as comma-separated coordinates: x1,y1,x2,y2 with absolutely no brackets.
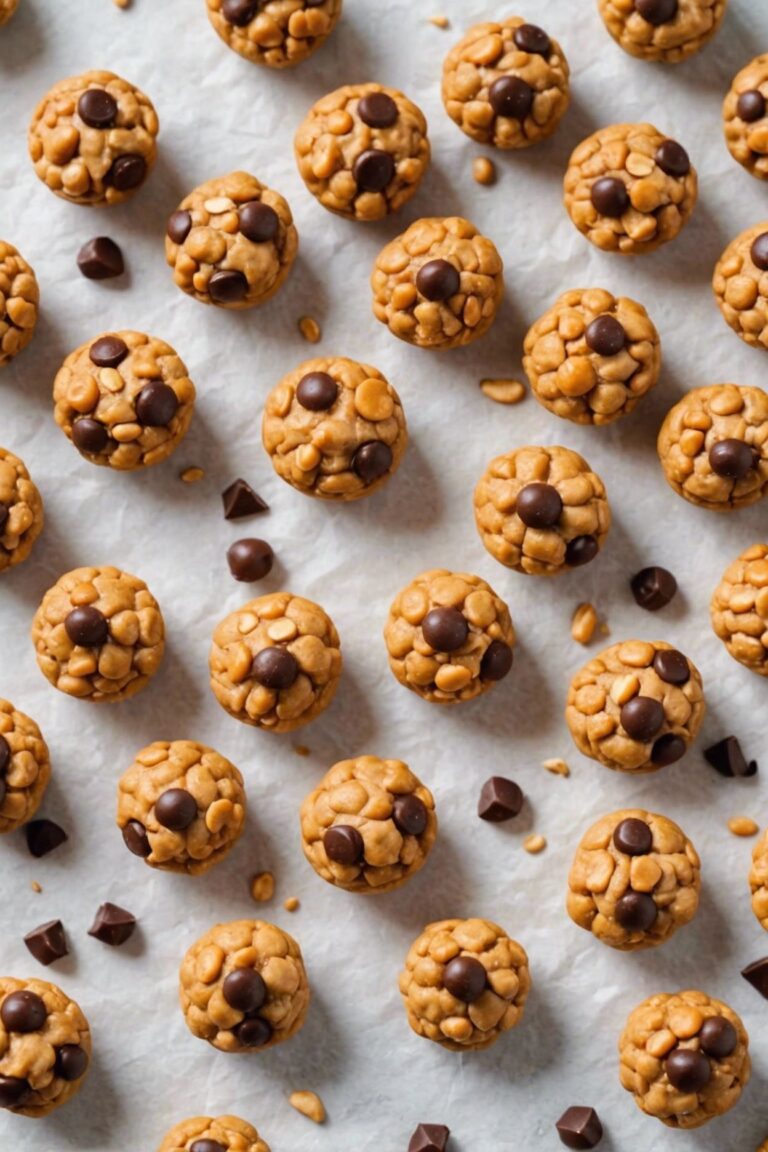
54,1044,89,1082
222,478,268,519
635,0,678,24
704,736,756,778
235,1017,272,1047
1,990,47,1033
709,438,756,480
480,639,513,681
190,1142,227,1152
135,381,180,429
0,1076,30,1108
25,819,68,858
89,334,128,368
630,566,677,611
353,149,395,192
422,606,469,652
653,649,689,685
209,269,248,304
357,92,398,128
122,819,150,858
416,259,460,301
615,890,657,931
351,441,393,484
392,794,428,837
699,1016,737,1058
443,955,487,1003
0,503,7,532
251,646,299,690
738,90,766,123
741,957,768,998
585,314,626,356
620,697,664,741
665,1048,710,1093
751,232,768,270
72,418,109,454
296,371,338,411
222,968,267,1013
613,817,652,856
88,902,136,947
167,209,193,244
655,139,690,177
24,920,68,967
0,734,9,775
222,0,257,24
590,177,629,218
488,75,534,120
565,535,599,567
408,1123,450,1152
651,733,686,766
517,482,563,528
324,824,364,865
227,538,274,582
555,1105,603,1149
108,154,147,192
478,776,523,822
77,88,117,128
513,23,551,55
77,237,124,280
155,788,197,831
65,605,108,647
239,201,279,243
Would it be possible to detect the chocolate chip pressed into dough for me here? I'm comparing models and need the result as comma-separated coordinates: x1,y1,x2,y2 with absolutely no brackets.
723,55,768,179
206,0,341,68
597,0,727,64
713,222,768,349
0,241,38,367
0,447,43,573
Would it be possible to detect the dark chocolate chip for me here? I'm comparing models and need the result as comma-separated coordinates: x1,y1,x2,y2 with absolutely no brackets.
651,733,686,766
630,566,677,611
615,890,657,931
25,819,68,859
251,646,299,690
665,1049,710,1093
443,955,487,1003
555,1105,603,1149
709,438,756,480
54,1044,88,1082
421,606,469,652
155,788,197,832
135,380,179,427
122,820,151,858
408,1124,450,1152
353,149,395,192
65,605,108,647
77,88,117,128
108,154,147,192
1,990,47,1033
0,1076,30,1109
699,1016,737,1058
76,236,124,280
88,902,136,947
72,418,109,454
613,817,653,856
227,538,274,582
751,232,768,271
324,824,364,865
89,334,128,368
565,535,599,567
741,957,768,999
222,0,258,24
235,1017,272,1047
222,478,268,519
392,794,428,837
0,734,9,774
167,210,193,244
23,920,68,967
416,259,460,301
737,90,767,123
190,1142,227,1152
704,736,756,778
585,314,626,357
653,649,690,685
655,139,690,177
478,776,523,822
222,968,267,1013
590,177,629,218
516,482,562,528
209,269,248,304
480,639,513,681
357,92,398,128
0,503,7,532
296,371,338,411
620,696,664,741
635,0,679,25
488,75,534,120
351,440,393,484
239,201,279,243
513,23,551,55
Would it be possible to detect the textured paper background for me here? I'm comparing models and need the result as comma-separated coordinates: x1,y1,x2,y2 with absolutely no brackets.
1,0,767,1148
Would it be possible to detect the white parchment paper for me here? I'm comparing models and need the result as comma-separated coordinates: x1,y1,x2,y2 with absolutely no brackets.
1,0,767,1148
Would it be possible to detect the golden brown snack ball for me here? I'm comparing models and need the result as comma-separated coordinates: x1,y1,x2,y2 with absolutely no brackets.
206,0,341,68
711,544,768,675
597,0,727,64
723,55,768,179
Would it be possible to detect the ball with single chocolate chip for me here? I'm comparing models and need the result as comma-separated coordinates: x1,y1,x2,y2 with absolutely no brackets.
0,700,50,834
523,288,661,425
564,123,697,254
567,808,700,951
179,919,309,1053
300,755,437,893
441,16,569,149
165,171,297,309
371,216,503,350
294,83,430,222
597,0,727,63
657,384,768,510
474,445,610,576
384,569,515,703
31,565,165,703
116,740,246,876
749,827,768,931
566,640,705,773
159,1115,271,1152
711,545,768,676
0,241,39,368
619,990,749,1128
399,918,530,1051
0,447,43,573
262,356,407,500
713,222,768,349
53,331,195,470
723,56,768,179
209,592,341,732
28,70,158,205
0,977,90,1117
206,0,341,68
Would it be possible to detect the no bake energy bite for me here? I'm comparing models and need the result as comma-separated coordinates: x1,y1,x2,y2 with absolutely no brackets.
711,545,768,676
158,1115,271,1152
0,242,38,368
0,700,50,834
0,447,43,573
713,222,768,349
597,0,727,63
206,0,341,68
724,56,768,179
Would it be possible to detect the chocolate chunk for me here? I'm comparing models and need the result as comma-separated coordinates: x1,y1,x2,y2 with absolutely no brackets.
620,697,664,741
741,957,768,998
655,139,690,177
422,607,469,652
0,503,7,532
351,441,393,484
416,259,460,301
25,819,68,859
155,788,197,832
635,0,678,24
88,902,136,947
222,478,268,519
590,177,629,218
190,1143,226,1152
488,75,534,120
653,649,689,685
209,269,248,304
699,1016,737,1058
555,1105,603,1149
585,315,625,357
1,990,47,1032
167,210,193,244
565,535,599,567
481,639,513,681
443,955,487,1003
704,736,756,778
513,23,551,55
0,1076,30,1108
296,371,338,411
135,380,179,427
615,890,657,931
651,733,686,766
108,154,147,192
408,1125,450,1152
478,776,523,822
54,1044,88,1082
709,438,755,480
122,819,151,858
251,646,298,690
24,920,68,966
77,88,117,128
222,0,257,24
738,90,767,123
630,566,677,611
239,201,279,243
76,236,124,280
357,92,398,128
235,1016,272,1047
665,1048,710,1093
751,232,768,270
516,482,562,528
613,817,652,856
89,334,128,368
222,968,267,1013
353,149,395,192
227,538,274,582
0,734,9,775
65,605,108,647
392,794,428,837
323,824,364,865
72,417,110,454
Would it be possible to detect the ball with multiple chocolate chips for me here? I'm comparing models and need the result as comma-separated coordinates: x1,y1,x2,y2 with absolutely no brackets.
0,446,43,574
567,808,701,951
28,70,158,205
0,240,39,368
206,0,342,68
657,384,768,510
0,699,50,835
566,640,705,774
598,0,728,63
165,171,297,309
711,544,768,677
442,16,570,149
619,989,749,1128
158,1114,272,1152
262,356,408,500
713,222,768,350
295,83,430,221
179,919,309,1054
384,568,515,704
399,918,530,1051
723,55,768,179
0,978,91,1117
